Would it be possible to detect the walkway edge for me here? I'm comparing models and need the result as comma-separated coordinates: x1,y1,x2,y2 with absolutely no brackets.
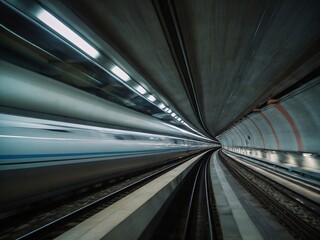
56,151,208,240
210,151,263,240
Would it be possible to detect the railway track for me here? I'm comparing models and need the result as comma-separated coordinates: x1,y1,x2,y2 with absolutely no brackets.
149,151,221,240
182,154,214,240
0,155,194,240
218,150,320,240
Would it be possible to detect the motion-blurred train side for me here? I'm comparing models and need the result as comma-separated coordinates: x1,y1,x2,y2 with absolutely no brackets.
0,61,217,218
0,114,213,218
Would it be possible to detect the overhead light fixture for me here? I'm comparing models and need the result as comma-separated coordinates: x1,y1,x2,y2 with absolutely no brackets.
171,113,176,117
177,118,181,121
111,66,130,81
159,103,165,109
135,85,147,94
147,95,156,102
37,9,100,59
303,153,312,157
167,109,172,113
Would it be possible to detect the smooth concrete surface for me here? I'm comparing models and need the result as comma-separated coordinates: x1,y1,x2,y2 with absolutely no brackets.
55,0,320,136
218,77,320,155
210,151,294,240
218,77,320,154
5,1,320,137
210,151,263,240
55,151,208,240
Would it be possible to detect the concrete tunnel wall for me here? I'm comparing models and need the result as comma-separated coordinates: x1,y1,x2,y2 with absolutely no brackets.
217,76,320,155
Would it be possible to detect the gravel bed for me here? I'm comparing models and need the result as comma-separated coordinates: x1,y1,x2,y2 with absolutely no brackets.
221,153,320,233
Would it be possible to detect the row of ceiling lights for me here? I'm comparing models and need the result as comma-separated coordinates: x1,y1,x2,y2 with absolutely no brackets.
113,66,202,132
36,8,206,137
109,65,187,124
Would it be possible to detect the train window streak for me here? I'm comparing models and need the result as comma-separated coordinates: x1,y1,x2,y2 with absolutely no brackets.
45,129,70,133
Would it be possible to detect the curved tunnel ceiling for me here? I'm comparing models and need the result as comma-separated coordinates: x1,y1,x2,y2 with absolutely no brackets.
25,0,320,137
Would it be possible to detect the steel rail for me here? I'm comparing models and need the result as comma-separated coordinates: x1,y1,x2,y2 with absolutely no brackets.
16,157,190,240
218,150,320,240
181,155,214,240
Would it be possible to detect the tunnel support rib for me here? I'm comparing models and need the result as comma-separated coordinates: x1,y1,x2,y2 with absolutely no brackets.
152,0,211,137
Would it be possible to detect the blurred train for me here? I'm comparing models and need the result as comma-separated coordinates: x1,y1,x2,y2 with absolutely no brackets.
0,114,213,218
0,61,216,218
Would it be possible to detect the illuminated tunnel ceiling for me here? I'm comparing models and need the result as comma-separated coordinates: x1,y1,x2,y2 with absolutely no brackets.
9,0,320,137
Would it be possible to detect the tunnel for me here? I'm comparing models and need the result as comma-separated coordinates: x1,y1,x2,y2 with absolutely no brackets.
0,0,319,239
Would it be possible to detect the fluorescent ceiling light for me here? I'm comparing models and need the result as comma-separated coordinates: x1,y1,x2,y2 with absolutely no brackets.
159,104,165,109
171,113,176,117
167,109,172,113
147,95,156,102
303,153,312,157
136,85,147,94
177,118,181,121
111,66,130,81
37,9,100,59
